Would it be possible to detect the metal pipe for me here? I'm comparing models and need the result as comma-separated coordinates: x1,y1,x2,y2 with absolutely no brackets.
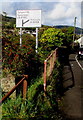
43,48,58,96
0,75,28,104
20,28,22,46
36,28,38,53
44,60,47,95
23,79,27,99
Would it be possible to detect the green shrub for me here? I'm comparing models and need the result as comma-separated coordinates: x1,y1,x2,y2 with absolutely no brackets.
2,31,40,77
61,27,74,47
38,28,65,62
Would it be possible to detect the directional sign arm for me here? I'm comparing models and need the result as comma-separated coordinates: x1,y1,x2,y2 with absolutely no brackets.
22,19,29,27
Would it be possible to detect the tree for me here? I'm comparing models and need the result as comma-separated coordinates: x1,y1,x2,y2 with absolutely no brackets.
61,27,74,47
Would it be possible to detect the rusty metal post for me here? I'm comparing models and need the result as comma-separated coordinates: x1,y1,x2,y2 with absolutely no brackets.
53,51,55,71
23,75,28,99
43,48,58,96
23,79,27,99
0,76,26,104
56,48,58,58
50,56,52,74
54,50,56,63
44,60,47,96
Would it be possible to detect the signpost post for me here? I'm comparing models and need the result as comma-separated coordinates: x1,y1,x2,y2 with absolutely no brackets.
36,28,38,53
20,28,22,46
16,10,41,50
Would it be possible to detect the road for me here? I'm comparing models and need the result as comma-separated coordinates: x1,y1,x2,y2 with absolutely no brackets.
62,53,83,120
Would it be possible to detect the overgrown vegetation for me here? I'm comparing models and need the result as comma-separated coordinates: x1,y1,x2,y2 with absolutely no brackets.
38,28,65,62
2,29,42,78
2,61,64,120
1,15,75,119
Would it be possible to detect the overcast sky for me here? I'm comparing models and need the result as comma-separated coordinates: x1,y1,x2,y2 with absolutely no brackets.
0,0,83,28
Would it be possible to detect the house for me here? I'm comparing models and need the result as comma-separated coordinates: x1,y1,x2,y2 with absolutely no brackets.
74,36,83,47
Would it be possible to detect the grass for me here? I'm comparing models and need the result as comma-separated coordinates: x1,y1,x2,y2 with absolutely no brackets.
1,61,64,120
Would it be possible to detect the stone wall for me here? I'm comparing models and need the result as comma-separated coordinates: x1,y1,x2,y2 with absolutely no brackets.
1,74,16,98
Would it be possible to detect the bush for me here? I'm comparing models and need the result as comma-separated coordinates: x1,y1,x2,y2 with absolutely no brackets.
2,31,41,77
38,28,65,62
61,27,74,47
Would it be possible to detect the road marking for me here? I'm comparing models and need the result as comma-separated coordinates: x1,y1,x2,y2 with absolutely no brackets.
75,55,83,71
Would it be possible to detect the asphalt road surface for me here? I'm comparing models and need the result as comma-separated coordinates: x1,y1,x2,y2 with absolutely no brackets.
62,53,83,120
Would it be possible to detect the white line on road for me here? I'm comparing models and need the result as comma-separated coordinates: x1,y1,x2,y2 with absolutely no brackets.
75,55,83,71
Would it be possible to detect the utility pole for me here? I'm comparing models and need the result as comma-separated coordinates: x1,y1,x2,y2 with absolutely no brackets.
73,17,77,45
80,29,82,37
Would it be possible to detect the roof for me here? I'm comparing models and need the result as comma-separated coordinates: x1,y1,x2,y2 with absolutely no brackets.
74,36,83,44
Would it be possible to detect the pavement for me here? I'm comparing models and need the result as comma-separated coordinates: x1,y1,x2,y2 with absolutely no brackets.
62,53,83,120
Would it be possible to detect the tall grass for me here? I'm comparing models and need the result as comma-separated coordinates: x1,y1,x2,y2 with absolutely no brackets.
2,61,63,120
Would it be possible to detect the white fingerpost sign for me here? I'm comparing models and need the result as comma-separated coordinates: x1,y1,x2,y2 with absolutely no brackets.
16,10,41,28
16,10,41,51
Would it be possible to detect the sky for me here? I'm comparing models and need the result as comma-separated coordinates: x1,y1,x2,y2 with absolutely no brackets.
0,0,83,28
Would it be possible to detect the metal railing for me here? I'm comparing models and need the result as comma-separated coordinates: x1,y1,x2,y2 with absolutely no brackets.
44,48,58,95
0,75,28,104
0,48,58,103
